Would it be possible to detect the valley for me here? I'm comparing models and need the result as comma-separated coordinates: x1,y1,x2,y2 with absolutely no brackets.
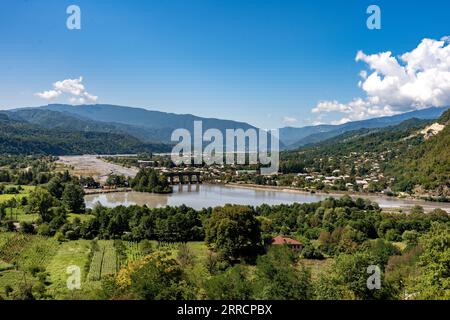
2,1,450,305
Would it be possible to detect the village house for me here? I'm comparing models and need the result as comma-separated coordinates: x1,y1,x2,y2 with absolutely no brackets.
270,236,303,251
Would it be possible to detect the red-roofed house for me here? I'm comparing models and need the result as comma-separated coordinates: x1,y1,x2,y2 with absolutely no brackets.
271,236,303,251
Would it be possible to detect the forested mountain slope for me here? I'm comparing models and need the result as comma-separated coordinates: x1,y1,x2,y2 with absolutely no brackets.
281,114,449,197
386,109,450,194
0,113,169,155
280,107,448,149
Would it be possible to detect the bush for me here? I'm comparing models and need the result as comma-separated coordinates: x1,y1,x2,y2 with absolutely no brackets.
402,230,420,248
37,223,52,236
65,230,79,241
54,231,65,242
301,244,324,259
385,229,401,242
20,221,35,234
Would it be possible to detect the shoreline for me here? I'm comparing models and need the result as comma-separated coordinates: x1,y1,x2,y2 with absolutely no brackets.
218,183,450,212
222,182,448,205
84,182,450,213
84,187,133,195
223,182,400,200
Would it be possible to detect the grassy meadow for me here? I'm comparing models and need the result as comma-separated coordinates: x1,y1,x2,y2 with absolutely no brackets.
0,228,212,299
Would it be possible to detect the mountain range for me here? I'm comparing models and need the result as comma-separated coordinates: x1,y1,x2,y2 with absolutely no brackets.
0,104,448,155
279,107,449,149
23,104,257,144
0,112,169,155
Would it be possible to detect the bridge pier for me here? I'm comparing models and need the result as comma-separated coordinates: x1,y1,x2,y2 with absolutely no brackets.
166,171,202,185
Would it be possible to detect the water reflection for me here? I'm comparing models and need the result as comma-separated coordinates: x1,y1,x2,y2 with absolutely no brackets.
84,184,450,212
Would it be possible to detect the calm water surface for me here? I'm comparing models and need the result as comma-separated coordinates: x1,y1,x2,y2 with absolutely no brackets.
84,184,450,212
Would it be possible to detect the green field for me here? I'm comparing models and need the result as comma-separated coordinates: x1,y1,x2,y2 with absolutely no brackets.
0,233,58,269
0,185,35,203
0,233,59,297
14,212,39,223
87,241,118,281
0,233,209,299
45,240,92,297
67,213,95,223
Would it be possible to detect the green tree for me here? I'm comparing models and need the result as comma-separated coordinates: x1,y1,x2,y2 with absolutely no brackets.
402,230,420,248
316,251,397,300
412,222,450,299
203,265,253,300
28,189,55,222
128,252,194,300
46,176,64,198
62,182,85,213
205,204,262,261
253,245,313,300
131,168,171,193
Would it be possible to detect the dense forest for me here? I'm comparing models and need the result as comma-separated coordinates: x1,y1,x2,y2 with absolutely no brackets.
0,113,170,155
386,110,450,193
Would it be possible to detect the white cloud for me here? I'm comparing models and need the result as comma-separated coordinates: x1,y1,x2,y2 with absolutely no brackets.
35,77,98,104
331,117,351,125
282,116,298,124
312,37,450,123
35,90,61,100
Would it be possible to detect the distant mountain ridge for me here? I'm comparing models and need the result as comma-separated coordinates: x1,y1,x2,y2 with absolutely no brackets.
9,104,282,149
0,112,169,155
8,108,167,143
5,104,448,153
280,107,449,149
40,104,258,143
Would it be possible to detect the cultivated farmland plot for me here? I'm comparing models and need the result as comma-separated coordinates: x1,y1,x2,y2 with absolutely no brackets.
87,241,119,281
87,248,103,281
0,234,58,269
101,242,118,277
123,241,143,266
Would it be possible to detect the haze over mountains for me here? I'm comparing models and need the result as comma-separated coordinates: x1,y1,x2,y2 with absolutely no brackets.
1,104,448,155
279,107,449,149
32,104,257,144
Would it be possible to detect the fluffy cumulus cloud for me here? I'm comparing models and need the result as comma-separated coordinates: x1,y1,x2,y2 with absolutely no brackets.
35,77,98,104
312,36,450,124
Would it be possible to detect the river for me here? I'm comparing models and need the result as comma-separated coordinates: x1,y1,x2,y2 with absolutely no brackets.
84,184,450,212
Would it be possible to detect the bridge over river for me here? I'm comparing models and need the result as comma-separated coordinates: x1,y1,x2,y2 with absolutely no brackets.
164,171,202,184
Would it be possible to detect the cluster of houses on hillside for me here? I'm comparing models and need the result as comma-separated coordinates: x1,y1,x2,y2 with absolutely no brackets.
131,150,395,193
290,151,394,192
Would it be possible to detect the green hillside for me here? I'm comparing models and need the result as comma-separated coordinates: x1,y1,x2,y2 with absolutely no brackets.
387,109,450,194
280,114,449,197
0,113,170,155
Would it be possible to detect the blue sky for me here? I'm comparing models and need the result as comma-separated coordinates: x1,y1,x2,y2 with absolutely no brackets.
1,0,449,128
